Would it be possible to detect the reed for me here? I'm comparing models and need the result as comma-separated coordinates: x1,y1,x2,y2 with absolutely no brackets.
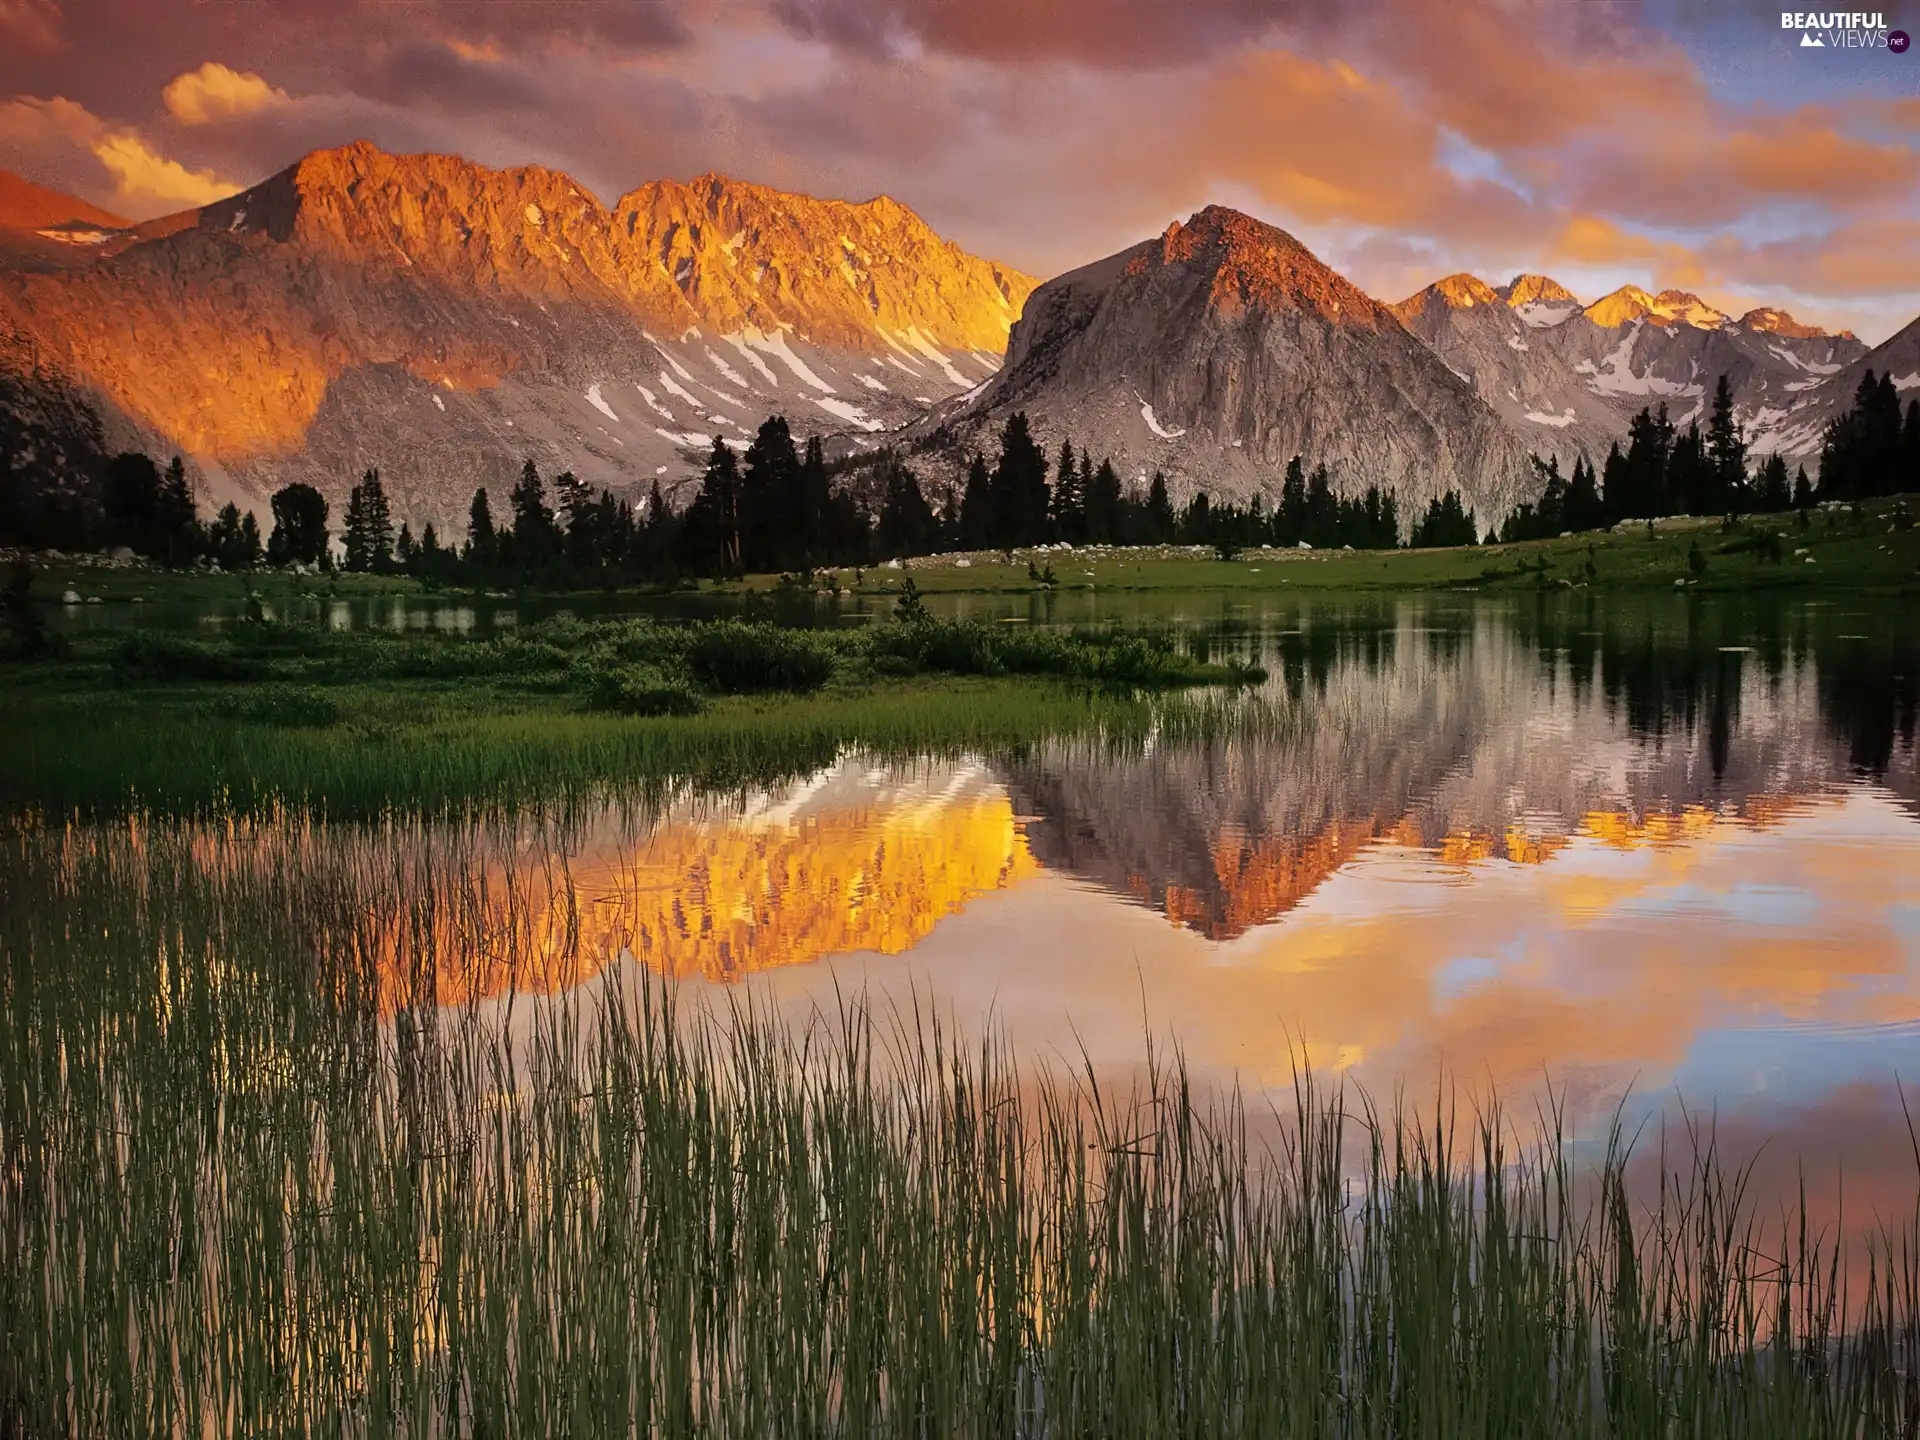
3,813,1916,1436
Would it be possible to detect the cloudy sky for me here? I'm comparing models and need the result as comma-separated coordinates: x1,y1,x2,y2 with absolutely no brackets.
2,0,1917,339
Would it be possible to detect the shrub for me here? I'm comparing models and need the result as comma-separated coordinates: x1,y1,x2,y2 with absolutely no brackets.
580,661,704,717
112,631,267,683
683,622,838,694
869,618,1006,676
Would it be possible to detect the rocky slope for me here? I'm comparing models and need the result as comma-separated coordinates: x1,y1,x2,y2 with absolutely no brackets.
923,207,1537,529
1391,274,1869,471
0,143,1037,527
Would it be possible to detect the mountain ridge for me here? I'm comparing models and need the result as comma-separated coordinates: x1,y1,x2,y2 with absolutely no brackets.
0,141,1038,524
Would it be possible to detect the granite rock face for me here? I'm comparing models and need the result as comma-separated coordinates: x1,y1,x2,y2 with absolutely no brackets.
0,144,1037,528
923,207,1538,531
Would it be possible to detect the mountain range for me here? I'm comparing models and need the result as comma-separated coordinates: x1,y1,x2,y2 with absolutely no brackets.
0,143,1032,526
3,141,1917,534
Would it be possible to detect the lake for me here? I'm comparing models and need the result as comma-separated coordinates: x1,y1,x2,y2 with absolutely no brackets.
45,589,1920,1193
14,587,1919,1430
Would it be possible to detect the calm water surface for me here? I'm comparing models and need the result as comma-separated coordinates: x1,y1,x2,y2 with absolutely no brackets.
57,591,1920,1217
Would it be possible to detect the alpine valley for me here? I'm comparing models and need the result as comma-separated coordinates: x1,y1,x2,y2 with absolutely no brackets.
3,140,1918,533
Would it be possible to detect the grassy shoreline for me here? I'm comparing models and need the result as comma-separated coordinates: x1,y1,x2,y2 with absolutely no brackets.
0,608,1266,815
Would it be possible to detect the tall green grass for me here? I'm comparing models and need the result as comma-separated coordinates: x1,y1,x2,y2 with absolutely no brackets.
2,814,1914,1436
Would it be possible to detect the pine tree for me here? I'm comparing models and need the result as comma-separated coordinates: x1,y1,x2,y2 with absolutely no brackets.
1085,459,1122,543
877,461,938,557
466,488,496,567
636,480,675,579
988,413,1050,547
103,452,163,555
1276,456,1307,545
1049,438,1084,542
1666,423,1710,517
156,457,201,565
1566,457,1603,532
342,469,394,573
1792,465,1814,512
1819,369,1906,500
237,510,262,568
1532,455,1568,535
1600,441,1628,525
1618,406,1675,519
395,522,416,568
1411,491,1476,548
267,483,329,567
740,417,801,573
798,436,832,565
1757,452,1791,512
508,459,559,570
1706,374,1748,512
1304,464,1337,547
959,455,992,550
678,438,741,576
207,503,263,571
1906,400,1920,491
1144,472,1175,542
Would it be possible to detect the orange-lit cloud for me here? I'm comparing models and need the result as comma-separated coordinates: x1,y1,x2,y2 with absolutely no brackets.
0,92,240,210
1201,52,1537,242
1554,214,1706,286
162,62,289,126
446,39,503,64
91,129,236,207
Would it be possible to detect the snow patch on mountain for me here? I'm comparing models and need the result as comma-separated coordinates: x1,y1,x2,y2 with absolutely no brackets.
812,396,883,431
1140,401,1186,439
893,326,971,386
740,327,836,393
585,384,619,422
657,371,702,407
1516,302,1579,328
721,333,782,387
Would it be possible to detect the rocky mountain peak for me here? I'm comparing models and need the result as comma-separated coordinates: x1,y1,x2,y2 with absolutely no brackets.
1739,306,1832,339
1647,289,1727,328
1498,274,1577,307
1583,285,1658,328
1428,273,1501,308
1145,206,1389,327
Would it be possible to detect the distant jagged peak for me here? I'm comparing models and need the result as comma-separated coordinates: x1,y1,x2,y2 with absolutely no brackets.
1585,284,1730,330
1739,306,1835,340
1498,273,1577,307
1388,273,1503,329
1144,205,1390,325
1648,288,1728,328
1583,284,1658,328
